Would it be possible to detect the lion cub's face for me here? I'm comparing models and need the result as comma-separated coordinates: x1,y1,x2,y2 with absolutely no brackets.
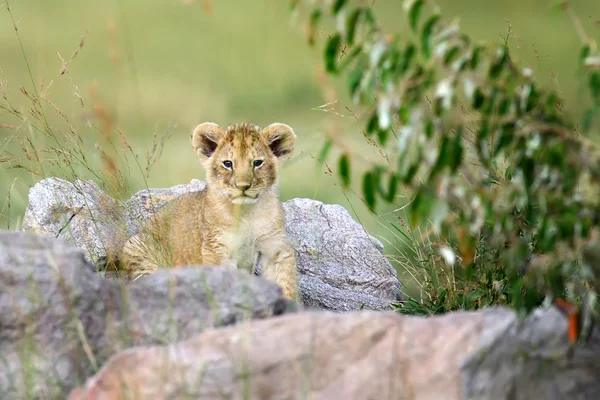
192,122,296,205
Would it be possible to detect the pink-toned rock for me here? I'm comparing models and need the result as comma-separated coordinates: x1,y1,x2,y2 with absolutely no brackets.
68,306,600,400
67,310,486,400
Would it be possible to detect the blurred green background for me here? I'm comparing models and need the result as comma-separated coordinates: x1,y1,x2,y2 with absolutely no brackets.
0,0,597,266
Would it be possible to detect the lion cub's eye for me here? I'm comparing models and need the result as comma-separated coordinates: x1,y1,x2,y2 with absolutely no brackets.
253,160,263,168
222,160,233,169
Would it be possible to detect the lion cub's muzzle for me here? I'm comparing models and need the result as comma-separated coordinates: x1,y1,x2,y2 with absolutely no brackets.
230,181,259,204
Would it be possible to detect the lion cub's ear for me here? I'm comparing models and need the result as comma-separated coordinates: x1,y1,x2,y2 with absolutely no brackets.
192,122,225,161
261,123,296,162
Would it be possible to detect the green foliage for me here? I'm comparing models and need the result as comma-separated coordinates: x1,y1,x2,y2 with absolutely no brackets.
295,0,600,339
407,0,424,32
338,153,351,188
324,34,342,73
391,219,523,316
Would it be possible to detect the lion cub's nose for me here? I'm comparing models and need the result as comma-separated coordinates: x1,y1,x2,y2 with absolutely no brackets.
236,182,251,192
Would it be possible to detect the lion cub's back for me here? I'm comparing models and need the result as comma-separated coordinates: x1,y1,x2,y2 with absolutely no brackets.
161,191,212,266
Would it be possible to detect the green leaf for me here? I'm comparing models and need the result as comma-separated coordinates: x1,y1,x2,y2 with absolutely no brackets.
545,92,561,115
493,123,515,156
384,173,398,202
363,8,376,27
580,44,591,64
498,96,512,116
589,72,600,102
452,55,469,73
377,128,389,146
362,171,377,211
409,188,435,226
399,43,416,73
308,9,322,47
366,112,378,135
372,166,386,194
348,59,365,97
449,126,464,172
331,0,347,15
425,119,434,138
346,8,362,46
421,14,440,59
432,95,445,117
324,34,342,73
337,45,362,72
504,165,512,180
407,0,424,32
478,119,490,141
430,135,448,176
489,47,507,79
470,45,484,70
339,153,351,188
443,46,461,66
399,160,420,184
430,134,453,178
384,39,401,75
398,104,410,124
546,141,567,167
483,87,499,116
381,66,392,89
317,138,333,164
459,33,471,47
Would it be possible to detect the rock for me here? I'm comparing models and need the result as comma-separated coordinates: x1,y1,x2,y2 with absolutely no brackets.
22,178,403,311
21,178,208,265
0,232,289,399
460,306,600,399
283,198,402,310
123,179,207,236
20,178,124,263
69,306,600,400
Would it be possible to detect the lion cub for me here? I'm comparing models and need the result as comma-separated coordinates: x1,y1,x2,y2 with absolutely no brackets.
120,122,298,300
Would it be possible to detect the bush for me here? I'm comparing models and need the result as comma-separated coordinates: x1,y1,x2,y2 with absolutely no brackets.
292,0,600,340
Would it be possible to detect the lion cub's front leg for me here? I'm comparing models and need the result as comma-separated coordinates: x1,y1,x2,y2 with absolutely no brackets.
258,234,298,301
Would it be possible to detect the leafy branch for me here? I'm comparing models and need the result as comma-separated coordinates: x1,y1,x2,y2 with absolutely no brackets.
293,0,600,341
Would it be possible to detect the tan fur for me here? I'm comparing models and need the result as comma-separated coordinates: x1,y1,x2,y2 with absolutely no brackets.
120,122,298,300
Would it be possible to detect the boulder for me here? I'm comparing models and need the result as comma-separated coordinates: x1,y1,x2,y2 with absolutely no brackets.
22,178,403,311
283,198,402,310
69,306,600,400
460,306,600,399
21,178,124,263
21,178,208,265
0,232,289,399
123,179,207,236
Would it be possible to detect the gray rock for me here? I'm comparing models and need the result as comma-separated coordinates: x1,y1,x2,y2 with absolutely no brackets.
283,198,403,310
69,306,600,400
22,178,403,311
20,178,124,263
460,307,600,400
0,231,288,399
21,178,209,265
123,179,207,236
